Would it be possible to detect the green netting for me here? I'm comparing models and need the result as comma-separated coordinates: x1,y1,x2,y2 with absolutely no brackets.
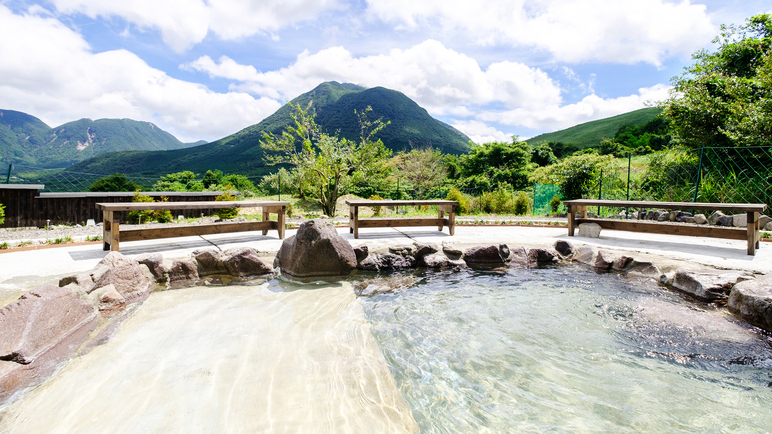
534,183,560,214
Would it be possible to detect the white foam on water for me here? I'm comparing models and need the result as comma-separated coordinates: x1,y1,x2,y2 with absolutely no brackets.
0,282,417,433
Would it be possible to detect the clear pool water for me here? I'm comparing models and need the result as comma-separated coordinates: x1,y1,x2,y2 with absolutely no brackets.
361,266,772,433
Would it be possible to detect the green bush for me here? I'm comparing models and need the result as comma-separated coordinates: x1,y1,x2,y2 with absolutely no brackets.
127,191,154,224
368,195,384,216
0,203,4,225
514,192,530,215
445,188,471,214
531,153,614,200
215,190,239,219
549,195,562,214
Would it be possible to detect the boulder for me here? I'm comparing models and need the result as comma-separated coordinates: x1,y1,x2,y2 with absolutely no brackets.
135,253,166,282
728,276,772,332
414,242,438,258
578,223,601,238
463,244,511,268
553,240,574,258
645,210,660,220
353,245,369,264
671,270,754,302
93,252,153,303
625,261,661,279
527,248,560,266
668,211,679,221
593,250,617,271
684,217,697,224
717,215,735,227
58,273,95,293
421,252,465,269
222,247,273,277
359,253,415,271
91,284,126,314
656,212,669,222
441,242,464,259
191,248,226,276
707,211,725,225
275,219,356,281
509,246,529,267
611,256,634,271
674,212,693,222
693,214,707,225
572,246,596,265
766,221,772,231
732,214,747,228
759,215,771,228
168,259,201,282
0,285,97,365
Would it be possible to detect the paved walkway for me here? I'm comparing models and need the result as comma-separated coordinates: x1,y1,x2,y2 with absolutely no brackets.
2,225,771,303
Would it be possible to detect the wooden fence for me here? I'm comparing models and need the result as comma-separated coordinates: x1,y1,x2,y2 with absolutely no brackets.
0,185,226,228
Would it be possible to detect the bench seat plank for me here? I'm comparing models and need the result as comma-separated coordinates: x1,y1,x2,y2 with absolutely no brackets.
564,199,766,213
357,218,450,228
120,221,280,242
345,200,458,239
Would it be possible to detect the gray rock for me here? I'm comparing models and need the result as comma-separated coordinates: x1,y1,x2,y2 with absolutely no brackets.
593,250,617,271
168,259,201,282
414,242,438,258
93,252,153,303
625,261,661,279
612,256,633,271
509,246,529,267
732,214,747,228
191,248,226,276
717,215,735,227
463,244,511,268
765,221,772,231
674,212,693,222
728,275,772,332
441,241,464,259
135,253,166,282
759,215,771,228
684,217,697,224
708,211,725,225
353,245,369,264
421,252,464,269
58,273,95,293
222,247,272,277
578,223,601,238
671,270,754,302
92,284,126,314
527,248,560,266
275,219,356,281
359,253,415,271
645,210,659,220
0,285,97,365
668,211,679,221
553,240,574,258
657,212,669,222
694,214,707,224
571,246,595,265
389,245,415,257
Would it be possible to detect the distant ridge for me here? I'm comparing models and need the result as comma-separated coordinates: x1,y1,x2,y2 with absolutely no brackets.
67,81,473,178
0,109,202,169
527,107,661,148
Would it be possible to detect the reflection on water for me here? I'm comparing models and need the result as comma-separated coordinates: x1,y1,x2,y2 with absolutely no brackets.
0,281,417,433
361,266,772,433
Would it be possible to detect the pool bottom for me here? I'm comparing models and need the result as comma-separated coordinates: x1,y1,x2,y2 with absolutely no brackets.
361,266,772,433
0,282,418,433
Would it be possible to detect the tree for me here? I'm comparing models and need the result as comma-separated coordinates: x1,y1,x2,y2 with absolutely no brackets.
449,137,533,190
153,171,204,192
661,14,772,148
88,173,139,192
394,147,447,198
530,153,614,200
260,103,392,216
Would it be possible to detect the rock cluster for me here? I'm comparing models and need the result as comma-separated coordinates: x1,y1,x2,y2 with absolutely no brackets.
617,209,772,229
0,247,273,405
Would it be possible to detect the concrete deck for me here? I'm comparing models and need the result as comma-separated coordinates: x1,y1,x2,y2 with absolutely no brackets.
2,225,770,299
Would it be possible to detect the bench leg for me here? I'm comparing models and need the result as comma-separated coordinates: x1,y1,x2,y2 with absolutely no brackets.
262,209,269,235
353,206,359,239
349,206,354,233
449,208,455,236
438,209,444,232
278,206,286,239
747,211,758,255
567,205,576,236
102,210,120,251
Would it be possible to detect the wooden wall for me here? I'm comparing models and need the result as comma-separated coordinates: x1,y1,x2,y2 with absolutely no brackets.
0,186,226,228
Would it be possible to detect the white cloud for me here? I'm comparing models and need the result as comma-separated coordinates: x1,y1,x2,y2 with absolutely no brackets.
183,40,563,112
50,0,339,52
451,120,512,144
0,6,281,141
365,0,716,65
477,84,671,132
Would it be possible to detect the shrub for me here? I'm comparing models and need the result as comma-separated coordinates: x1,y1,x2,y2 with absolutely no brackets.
152,196,173,223
368,195,384,216
215,189,239,219
531,153,614,200
127,191,154,224
549,195,562,214
0,203,4,225
514,192,530,215
445,188,471,214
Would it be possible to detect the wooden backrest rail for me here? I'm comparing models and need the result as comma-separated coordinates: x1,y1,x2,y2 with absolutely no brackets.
563,199,766,213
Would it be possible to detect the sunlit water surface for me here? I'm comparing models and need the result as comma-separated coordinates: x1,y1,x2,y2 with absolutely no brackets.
361,266,772,433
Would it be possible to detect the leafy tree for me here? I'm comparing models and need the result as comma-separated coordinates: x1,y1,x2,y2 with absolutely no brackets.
450,137,533,190
153,171,204,192
531,153,614,200
531,142,558,166
394,147,447,198
88,173,139,192
260,103,392,216
0,203,5,225
661,14,772,148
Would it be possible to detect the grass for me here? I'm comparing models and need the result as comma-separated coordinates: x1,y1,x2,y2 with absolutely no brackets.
86,234,103,242
46,235,73,245
0,242,7,250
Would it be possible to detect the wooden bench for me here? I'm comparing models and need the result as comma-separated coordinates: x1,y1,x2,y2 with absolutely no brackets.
96,201,288,251
346,200,458,239
564,199,767,255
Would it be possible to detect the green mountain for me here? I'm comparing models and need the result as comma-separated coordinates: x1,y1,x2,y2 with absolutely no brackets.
67,82,473,178
0,109,202,169
527,107,661,148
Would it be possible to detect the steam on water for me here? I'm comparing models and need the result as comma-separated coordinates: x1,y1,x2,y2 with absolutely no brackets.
361,266,772,433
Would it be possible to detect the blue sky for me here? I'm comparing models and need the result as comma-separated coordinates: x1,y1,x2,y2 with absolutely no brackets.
1,0,770,144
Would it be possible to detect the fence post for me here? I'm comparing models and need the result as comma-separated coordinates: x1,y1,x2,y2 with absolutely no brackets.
5,164,11,184
693,147,705,203
597,169,603,216
278,171,281,202
626,153,631,218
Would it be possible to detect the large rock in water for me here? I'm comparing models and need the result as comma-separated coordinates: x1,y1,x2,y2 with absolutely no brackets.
275,219,356,281
671,270,754,302
92,252,153,303
728,275,772,332
463,244,511,268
